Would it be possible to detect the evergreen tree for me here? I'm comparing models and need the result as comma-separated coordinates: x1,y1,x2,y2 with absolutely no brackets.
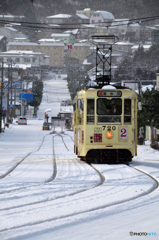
138,88,159,130
29,80,43,110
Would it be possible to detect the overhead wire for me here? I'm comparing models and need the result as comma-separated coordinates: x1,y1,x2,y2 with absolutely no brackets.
0,15,159,31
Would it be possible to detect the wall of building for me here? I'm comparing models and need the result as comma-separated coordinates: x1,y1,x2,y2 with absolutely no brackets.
7,42,90,67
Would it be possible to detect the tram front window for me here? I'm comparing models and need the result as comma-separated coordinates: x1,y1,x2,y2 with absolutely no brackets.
97,98,122,123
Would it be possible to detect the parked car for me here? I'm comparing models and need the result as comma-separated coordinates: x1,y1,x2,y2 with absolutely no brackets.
18,117,27,125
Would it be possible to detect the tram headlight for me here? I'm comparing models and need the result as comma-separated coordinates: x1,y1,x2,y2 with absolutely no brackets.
106,131,113,139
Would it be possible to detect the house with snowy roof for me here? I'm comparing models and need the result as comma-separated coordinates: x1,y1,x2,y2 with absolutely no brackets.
0,26,27,42
90,10,114,27
0,50,49,68
0,14,25,22
109,19,129,39
68,14,89,28
50,33,75,44
76,8,94,18
131,44,152,54
45,14,71,24
126,23,141,42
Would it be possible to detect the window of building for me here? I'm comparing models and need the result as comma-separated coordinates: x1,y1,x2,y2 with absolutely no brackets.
24,58,30,63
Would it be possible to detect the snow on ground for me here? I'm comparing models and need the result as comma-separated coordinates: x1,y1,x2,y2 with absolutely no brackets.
0,75,159,240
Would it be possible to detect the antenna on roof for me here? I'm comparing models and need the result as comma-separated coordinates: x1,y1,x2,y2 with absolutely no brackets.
89,35,119,87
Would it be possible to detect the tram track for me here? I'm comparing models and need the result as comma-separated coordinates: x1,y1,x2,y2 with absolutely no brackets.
0,161,158,234
0,134,48,180
1,129,158,235
128,164,159,194
0,132,104,212
0,133,56,194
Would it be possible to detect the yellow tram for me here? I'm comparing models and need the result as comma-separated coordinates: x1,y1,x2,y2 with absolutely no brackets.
73,85,138,163
73,35,138,163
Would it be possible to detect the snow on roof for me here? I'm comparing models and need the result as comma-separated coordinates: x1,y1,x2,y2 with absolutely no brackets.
51,33,71,37
82,24,96,28
146,26,158,30
79,39,88,43
111,19,129,26
64,29,79,34
38,39,60,43
115,41,134,46
14,38,27,40
46,14,71,19
8,42,89,47
84,8,91,11
0,50,43,56
3,63,32,69
96,11,114,20
5,27,18,32
83,59,91,65
129,23,140,27
76,14,89,19
131,44,152,50
142,84,154,92
8,42,38,46
0,35,4,40
0,14,25,18
48,24,60,27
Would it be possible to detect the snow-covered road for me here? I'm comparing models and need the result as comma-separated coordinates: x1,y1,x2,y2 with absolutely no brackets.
0,76,159,240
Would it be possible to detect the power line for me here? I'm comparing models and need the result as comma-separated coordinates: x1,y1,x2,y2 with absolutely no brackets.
0,15,159,31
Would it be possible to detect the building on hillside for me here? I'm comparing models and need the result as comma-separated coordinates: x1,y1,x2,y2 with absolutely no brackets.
126,23,141,42
131,44,152,54
7,42,90,68
46,14,71,24
90,10,114,27
113,41,134,55
109,19,129,40
76,8,94,18
78,23,109,39
50,33,76,44
142,25,159,43
0,50,49,68
0,14,25,22
13,38,30,42
83,51,122,72
68,14,89,29
0,26,27,42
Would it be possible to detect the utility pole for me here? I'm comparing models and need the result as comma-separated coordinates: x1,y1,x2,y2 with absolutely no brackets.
7,63,10,123
10,60,13,121
0,59,3,133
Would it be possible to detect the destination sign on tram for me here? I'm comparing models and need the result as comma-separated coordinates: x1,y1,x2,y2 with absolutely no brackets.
97,90,122,97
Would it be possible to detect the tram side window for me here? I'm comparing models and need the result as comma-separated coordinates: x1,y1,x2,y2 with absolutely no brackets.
87,99,94,124
73,103,76,125
124,99,131,124
77,99,84,125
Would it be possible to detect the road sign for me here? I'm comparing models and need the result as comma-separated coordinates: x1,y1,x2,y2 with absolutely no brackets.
19,92,33,101
3,81,22,89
